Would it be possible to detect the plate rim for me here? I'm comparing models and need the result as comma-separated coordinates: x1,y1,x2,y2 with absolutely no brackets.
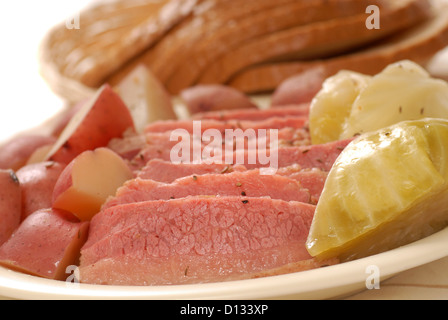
1,226,448,300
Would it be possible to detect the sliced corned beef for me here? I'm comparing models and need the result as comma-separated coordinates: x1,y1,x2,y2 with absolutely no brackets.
108,132,147,161
128,128,312,171
146,127,310,147
137,159,247,183
192,104,310,121
143,127,303,152
102,169,311,210
219,138,352,172
276,165,328,204
137,161,327,203
79,196,316,285
143,116,308,133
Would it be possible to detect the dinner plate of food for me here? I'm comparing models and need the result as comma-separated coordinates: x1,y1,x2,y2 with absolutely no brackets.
1,0,448,300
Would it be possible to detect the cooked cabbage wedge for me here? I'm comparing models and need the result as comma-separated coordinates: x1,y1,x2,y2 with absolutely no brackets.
309,60,448,144
306,119,448,262
309,71,371,145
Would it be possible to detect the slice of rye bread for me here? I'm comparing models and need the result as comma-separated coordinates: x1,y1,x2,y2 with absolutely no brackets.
228,1,448,94
105,0,362,89
195,0,432,88
125,0,300,85
157,0,384,92
39,0,200,101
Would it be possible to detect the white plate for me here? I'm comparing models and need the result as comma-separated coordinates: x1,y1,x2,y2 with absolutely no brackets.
1,225,448,300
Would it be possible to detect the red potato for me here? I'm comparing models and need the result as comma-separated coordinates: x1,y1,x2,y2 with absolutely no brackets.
271,66,326,107
16,161,65,221
0,170,21,246
0,135,56,171
180,84,258,115
0,208,89,281
46,84,135,164
52,147,134,222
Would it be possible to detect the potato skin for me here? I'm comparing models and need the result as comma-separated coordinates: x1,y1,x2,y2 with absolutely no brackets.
0,135,56,171
0,208,89,281
271,67,326,107
49,84,135,164
180,84,258,115
16,161,65,221
0,169,22,246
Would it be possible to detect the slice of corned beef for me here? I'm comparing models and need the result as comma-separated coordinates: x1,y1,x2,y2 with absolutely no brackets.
227,138,353,172
102,169,311,210
137,159,247,182
108,132,147,161
137,161,327,203
143,116,308,133
276,165,328,204
143,127,301,152
192,104,310,121
146,127,310,148
128,128,312,171
79,196,316,285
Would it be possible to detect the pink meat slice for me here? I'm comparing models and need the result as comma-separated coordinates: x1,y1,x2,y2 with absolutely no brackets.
138,160,327,203
108,132,147,161
143,116,308,133
276,165,328,204
79,196,316,285
103,169,312,210
222,138,353,172
137,159,247,182
128,128,313,171
192,104,310,121
143,127,308,151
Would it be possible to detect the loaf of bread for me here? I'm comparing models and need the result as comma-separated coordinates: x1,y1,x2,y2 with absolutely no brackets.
230,1,448,93
40,0,448,101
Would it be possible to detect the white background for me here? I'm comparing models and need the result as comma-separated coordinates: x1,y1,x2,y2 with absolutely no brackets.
0,1,92,140
1,1,448,142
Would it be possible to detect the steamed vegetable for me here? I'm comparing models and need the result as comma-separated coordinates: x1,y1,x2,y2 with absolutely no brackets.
306,119,448,261
309,70,370,144
309,60,448,144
